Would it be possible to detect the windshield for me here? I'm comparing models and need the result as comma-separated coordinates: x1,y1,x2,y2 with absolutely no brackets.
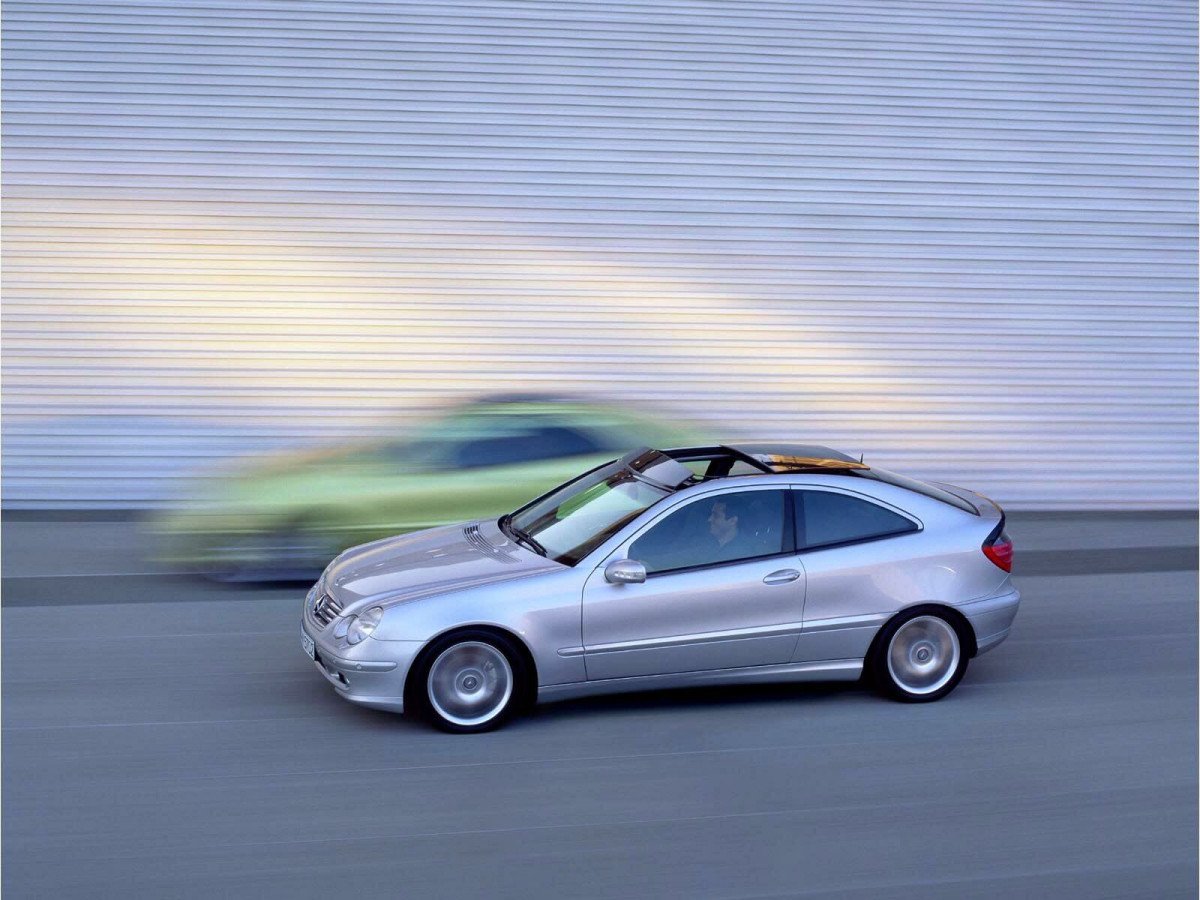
508,458,672,565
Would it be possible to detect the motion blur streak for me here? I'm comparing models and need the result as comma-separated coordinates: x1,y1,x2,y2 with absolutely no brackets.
2,513,1196,897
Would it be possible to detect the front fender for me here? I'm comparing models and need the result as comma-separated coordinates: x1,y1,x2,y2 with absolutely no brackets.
370,568,587,687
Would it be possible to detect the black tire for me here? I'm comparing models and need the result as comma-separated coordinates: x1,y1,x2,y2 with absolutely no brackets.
867,606,970,703
407,630,529,733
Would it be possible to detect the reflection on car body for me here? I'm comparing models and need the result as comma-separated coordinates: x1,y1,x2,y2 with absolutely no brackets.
300,443,1019,732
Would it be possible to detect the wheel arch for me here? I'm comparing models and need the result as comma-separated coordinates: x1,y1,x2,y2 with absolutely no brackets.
404,623,540,709
864,603,979,673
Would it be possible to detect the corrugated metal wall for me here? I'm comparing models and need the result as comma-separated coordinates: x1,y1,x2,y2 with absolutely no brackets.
3,0,1197,509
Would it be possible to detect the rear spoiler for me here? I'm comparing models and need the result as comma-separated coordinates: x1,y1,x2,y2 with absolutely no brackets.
931,482,1004,521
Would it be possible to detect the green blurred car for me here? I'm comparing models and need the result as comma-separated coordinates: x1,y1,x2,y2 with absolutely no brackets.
152,395,698,580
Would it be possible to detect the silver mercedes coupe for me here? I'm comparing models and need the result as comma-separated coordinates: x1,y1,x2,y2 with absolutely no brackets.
300,444,1019,732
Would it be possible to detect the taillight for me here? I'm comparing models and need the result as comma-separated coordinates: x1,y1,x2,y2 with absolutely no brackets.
983,529,1013,572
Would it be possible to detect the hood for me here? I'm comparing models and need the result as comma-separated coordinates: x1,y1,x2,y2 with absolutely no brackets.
322,519,561,613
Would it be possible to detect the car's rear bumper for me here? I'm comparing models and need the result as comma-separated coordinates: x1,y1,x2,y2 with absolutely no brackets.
960,586,1020,656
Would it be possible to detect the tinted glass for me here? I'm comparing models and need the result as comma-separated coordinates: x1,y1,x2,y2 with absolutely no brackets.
524,426,604,460
453,426,603,468
630,490,788,574
795,490,917,550
453,434,533,468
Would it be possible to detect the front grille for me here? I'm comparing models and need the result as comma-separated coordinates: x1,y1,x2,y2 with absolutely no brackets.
310,592,343,628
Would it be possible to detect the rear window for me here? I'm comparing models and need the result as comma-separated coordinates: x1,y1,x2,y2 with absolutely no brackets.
859,467,979,514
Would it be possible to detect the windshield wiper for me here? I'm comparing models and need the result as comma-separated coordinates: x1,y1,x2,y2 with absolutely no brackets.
511,525,548,557
499,514,547,557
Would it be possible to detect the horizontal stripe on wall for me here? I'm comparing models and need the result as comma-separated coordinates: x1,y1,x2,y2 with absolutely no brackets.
2,0,1196,509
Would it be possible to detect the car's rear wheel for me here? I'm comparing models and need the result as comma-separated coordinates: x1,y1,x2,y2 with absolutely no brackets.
869,609,968,702
411,631,527,733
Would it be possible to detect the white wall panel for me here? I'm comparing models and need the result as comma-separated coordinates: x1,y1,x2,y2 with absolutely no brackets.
2,0,1196,508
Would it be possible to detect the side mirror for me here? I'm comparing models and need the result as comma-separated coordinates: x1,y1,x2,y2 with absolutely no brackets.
604,559,647,584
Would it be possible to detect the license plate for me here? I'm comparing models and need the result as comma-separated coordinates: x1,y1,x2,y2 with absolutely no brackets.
301,628,316,661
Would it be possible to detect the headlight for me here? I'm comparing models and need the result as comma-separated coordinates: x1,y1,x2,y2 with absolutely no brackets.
345,606,384,645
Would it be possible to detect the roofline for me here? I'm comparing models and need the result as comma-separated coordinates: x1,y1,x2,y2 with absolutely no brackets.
662,444,775,473
663,444,868,475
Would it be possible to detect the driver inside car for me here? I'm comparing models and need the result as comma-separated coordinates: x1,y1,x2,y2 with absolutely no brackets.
704,496,777,564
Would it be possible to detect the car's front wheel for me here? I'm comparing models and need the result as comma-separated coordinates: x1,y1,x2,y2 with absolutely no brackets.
411,631,528,733
869,609,969,702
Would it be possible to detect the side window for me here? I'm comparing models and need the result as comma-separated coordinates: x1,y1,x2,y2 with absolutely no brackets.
794,490,917,550
526,426,605,459
452,433,535,468
452,426,604,468
629,490,790,575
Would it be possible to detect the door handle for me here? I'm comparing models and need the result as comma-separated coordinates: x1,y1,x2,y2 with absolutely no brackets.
763,569,801,585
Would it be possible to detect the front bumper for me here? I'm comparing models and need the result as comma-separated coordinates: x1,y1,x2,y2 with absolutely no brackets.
302,605,422,714
960,586,1021,656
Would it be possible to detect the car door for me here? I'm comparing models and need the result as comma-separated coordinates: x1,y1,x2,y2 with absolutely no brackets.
789,487,923,663
581,487,805,680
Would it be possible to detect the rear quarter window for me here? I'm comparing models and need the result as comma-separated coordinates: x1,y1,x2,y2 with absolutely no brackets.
795,490,918,550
